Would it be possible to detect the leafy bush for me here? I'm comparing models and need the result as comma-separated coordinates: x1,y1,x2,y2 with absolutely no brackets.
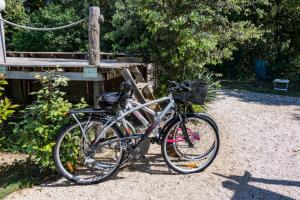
0,75,18,150
0,75,18,124
12,72,87,171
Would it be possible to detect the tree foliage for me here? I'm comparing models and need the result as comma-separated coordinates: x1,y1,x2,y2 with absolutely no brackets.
2,0,300,80
4,0,116,51
214,0,300,79
107,0,264,86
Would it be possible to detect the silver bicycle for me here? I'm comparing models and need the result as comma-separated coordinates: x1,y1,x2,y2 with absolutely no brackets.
53,81,220,184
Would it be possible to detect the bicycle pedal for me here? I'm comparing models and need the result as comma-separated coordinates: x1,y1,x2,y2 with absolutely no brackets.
150,137,159,144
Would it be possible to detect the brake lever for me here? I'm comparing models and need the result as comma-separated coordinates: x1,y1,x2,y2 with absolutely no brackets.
168,80,178,87
180,84,192,91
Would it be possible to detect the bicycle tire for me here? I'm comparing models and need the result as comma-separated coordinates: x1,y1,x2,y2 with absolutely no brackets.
161,113,220,174
53,118,124,184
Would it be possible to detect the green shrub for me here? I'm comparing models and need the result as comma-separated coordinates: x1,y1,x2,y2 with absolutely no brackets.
0,75,18,124
0,75,18,150
12,72,87,171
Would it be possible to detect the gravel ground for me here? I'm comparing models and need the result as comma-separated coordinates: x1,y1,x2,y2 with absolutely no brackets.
4,90,300,200
0,152,27,166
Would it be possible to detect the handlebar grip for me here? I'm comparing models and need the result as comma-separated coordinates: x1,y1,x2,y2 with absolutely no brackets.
168,80,178,86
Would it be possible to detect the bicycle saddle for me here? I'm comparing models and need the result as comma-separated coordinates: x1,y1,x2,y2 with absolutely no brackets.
98,92,130,106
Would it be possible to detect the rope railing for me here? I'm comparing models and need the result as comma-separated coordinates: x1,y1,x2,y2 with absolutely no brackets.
0,17,87,31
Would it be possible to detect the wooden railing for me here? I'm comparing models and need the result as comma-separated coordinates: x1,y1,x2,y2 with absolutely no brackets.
6,51,125,60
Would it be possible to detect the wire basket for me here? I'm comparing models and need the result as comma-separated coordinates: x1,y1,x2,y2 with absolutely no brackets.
175,81,208,105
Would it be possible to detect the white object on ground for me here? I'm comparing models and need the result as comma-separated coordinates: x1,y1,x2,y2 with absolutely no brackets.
273,79,289,91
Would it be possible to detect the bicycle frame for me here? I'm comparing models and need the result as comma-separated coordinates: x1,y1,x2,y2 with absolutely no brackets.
69,99,161,146
91,95,175,146
121,99,159,136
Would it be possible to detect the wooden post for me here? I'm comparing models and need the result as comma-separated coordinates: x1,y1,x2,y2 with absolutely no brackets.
88,6,100,65
88,6,101,107
0,13,6,63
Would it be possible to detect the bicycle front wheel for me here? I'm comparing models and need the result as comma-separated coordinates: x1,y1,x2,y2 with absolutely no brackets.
53,118,124,184
161,113,219,174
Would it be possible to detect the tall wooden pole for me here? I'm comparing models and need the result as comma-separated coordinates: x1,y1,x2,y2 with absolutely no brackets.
0,13,6,63
89,6,100,65
88,7,102,107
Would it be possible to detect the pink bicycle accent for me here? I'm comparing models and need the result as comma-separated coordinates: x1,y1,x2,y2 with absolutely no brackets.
167,128,201,143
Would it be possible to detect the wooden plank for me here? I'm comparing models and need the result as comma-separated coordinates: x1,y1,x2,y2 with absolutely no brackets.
93,81,105,108
6,51,125,60
94,81,105,108
122,68,146,103
133,67,161,110
121,68,154,122
93,81,100,107
131,67,146,82
136,82,148,90
117,57,143,63
0,57,144,69
106,70,121,80
5,71,105,81
6,51,124,57
143,85,156,100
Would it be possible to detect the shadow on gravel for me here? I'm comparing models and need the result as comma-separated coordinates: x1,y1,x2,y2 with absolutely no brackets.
222,90,300,106
291,113,300,121
41,169,125,188
42,153,172,188
291,108,300,121
0,159,56,198
122,153,175,175
215,171,300,200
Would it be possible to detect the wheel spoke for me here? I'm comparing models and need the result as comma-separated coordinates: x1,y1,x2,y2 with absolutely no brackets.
54,119,124,184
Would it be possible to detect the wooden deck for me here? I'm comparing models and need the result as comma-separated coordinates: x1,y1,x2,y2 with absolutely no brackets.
0,57,144,81
0,7,148,105
2,57,143,68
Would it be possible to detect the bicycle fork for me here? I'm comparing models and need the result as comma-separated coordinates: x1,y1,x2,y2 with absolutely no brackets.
179,114,194,147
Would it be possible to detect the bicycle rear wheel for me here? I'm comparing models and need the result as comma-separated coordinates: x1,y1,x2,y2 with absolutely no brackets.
161,113,219,174
53,118,124,184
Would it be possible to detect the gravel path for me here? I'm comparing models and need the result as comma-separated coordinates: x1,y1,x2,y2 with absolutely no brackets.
5,90,300,200
0,152,27,166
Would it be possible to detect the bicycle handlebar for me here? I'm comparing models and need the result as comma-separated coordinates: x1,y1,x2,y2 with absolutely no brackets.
167,80,192,93
121,80,192,96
